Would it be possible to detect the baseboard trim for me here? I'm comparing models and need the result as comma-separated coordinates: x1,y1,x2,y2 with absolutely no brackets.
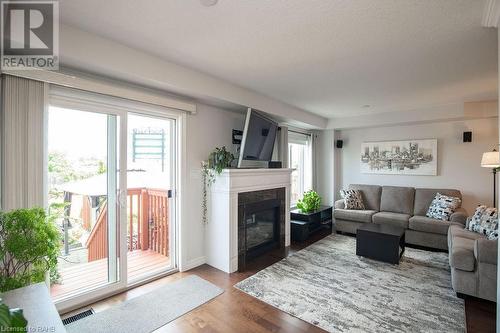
180,256,206,272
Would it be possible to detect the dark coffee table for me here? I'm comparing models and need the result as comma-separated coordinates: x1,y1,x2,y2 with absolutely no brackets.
356,223,405,264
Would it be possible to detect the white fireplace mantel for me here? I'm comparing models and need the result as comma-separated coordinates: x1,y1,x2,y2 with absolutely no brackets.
206,168,293,273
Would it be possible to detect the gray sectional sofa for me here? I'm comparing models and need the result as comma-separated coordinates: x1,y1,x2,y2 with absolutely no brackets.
335,184,497,301
448,224,497,301
334,184,468,250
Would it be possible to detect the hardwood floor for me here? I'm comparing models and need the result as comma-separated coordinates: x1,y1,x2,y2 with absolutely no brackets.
465,296,496,333
64,228,496,332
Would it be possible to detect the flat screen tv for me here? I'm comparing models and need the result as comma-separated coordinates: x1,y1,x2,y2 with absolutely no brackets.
238,108,278,168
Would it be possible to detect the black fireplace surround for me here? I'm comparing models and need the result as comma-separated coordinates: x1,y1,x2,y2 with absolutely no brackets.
238,188,286,272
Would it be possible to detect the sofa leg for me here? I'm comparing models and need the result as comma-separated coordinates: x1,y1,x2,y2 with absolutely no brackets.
456,292,466,299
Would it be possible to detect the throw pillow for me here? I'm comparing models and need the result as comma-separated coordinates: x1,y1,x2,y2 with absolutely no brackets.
467,205,498,240
340,189,365,210
426,193,461,221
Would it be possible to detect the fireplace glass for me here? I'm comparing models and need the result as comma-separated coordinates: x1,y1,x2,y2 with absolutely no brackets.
246,208,278,250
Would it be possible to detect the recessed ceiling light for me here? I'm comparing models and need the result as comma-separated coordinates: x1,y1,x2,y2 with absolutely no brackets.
200,0,218,6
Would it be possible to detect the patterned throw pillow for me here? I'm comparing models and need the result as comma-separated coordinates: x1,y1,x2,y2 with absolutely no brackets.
340,189,365,210
426,193,461,221
467,205,498,240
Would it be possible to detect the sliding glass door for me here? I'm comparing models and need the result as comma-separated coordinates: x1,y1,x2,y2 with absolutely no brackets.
125,112,176,282
48,105,126,305
47,88,178,310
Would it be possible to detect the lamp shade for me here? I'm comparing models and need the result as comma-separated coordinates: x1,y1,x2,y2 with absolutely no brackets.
481,151,500,168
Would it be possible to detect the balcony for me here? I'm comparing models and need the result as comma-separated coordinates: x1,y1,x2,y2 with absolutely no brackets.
50,187,170,299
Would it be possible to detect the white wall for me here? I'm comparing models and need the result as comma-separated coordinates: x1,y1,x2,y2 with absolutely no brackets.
336,118,498,214
182,104,245,269
313,130,334,205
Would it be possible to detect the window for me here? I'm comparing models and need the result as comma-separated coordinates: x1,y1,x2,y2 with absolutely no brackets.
288,131,313,205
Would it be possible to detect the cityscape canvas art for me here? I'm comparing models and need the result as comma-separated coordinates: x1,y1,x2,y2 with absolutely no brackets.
360,139,437,175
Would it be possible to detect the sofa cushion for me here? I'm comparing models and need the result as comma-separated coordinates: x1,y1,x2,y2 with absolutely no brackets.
340,189,365,210
380,186,415,215
409,215,459,235
414,188,462,216
334,209,377,223
450,237,475,272
372,212,410,229
348,184,382,211
426,193,462,221
467,205,498,240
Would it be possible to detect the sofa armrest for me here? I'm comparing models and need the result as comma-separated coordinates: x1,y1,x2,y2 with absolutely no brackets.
334,199,345,209
450,207,467,225
474,238,498,265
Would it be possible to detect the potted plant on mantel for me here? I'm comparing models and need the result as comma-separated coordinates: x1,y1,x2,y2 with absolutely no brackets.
201,146,235,224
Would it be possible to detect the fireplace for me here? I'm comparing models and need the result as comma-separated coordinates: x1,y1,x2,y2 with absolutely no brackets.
244,199,280,257
205,168,292,273
238,188,286,271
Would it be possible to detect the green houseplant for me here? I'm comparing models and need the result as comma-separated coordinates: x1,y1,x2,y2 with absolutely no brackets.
296,190,322,213
208,146,235,173
0,299,27,331
202,146,235,224
0,208,61,292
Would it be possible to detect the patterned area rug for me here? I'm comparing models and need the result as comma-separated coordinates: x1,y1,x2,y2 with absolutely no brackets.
235,234,464,333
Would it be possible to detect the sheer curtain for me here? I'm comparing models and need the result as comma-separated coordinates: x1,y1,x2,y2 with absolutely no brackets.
1,75,48,210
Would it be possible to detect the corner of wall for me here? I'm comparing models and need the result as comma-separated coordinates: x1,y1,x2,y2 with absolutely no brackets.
333,129,343,202
179,256,207,272
313,129,335,205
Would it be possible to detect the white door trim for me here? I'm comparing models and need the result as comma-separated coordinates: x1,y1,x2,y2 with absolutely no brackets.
50,88,186,313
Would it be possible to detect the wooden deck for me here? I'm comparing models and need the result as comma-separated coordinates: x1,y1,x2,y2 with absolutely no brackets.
50,250,170,300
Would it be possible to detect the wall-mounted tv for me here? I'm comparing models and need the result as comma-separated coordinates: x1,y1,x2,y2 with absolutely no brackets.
238,108,278,168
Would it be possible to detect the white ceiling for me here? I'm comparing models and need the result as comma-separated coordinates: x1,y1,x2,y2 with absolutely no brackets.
59,0,498,119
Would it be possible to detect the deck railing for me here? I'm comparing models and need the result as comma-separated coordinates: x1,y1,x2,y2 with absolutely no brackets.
85,188,169,262
86,204,108,261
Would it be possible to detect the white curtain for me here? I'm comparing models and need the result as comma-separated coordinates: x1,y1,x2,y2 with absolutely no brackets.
1,75,48,210
278,125,289,168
